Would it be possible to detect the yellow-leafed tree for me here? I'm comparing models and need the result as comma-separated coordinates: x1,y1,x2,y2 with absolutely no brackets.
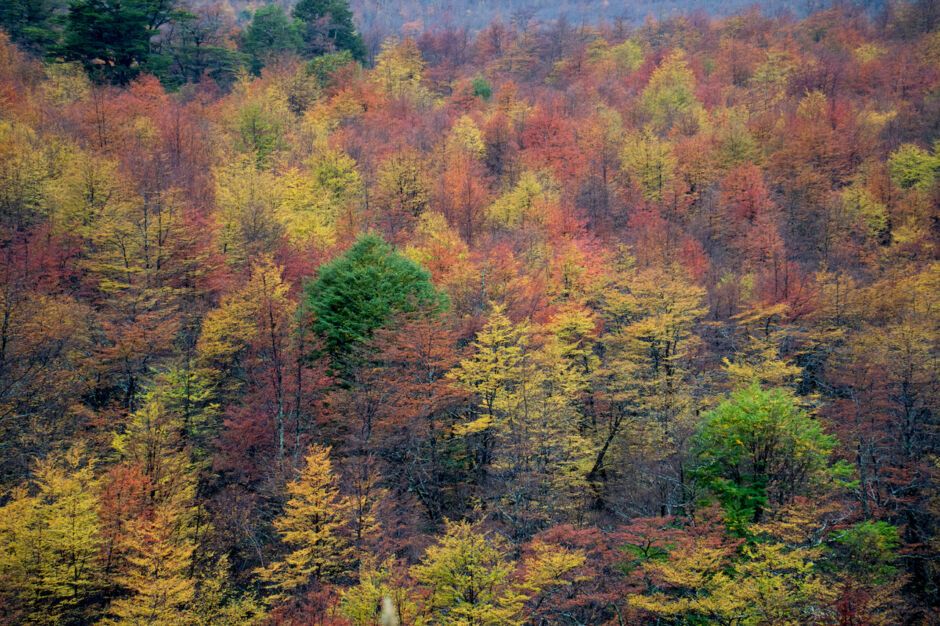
0,446,102,625
621,128,677,202
449,303,527,438
102,502,197,625
258,445,353,594
640,49,706,134
103,392,201,625
449,304,593,533
373,37,429,103
409,521,584,626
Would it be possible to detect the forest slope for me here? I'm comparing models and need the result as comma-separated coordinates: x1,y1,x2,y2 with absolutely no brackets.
0,0,937,624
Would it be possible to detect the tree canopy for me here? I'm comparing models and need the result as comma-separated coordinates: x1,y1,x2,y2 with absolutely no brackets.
0,1,937,623
304,233,447,366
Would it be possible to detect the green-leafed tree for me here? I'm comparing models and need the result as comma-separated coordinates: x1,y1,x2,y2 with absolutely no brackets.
305,49,354,86
292,0,365,61
304,233,447,372
59,0,179,85
693,385,841,530
240,5,301,75
161,6,244,88
888,142,939,190
0,0,63,54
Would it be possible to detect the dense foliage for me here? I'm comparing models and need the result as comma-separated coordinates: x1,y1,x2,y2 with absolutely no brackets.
0,0,366,86
304,233,447,367
0,0,937,624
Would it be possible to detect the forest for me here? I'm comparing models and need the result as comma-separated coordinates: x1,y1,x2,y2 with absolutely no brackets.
0,0,938,623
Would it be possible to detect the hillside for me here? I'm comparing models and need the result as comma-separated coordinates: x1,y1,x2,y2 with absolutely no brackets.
0,0,938,624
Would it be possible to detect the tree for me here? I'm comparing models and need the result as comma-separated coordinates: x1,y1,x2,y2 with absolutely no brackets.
713,106,759,169
577,104,623,226
441,116,490,246
0,120,50,231
472,75,492,99
0,165,95,485
45,146,192,415
189,555,267,625
102,383,203,625
373,148,431,237
302,147,364,243
330,311,464,539
197,258,295,459
833,521,901,585
0,0,63,54
630,531,835,625
276,169,339,249
409,520,583,626
372,37,428,102
306,49,354,86
640,49,704,134
722,330,803,390
230,94,290,170
101,502,198,625
830,520,906,625
887,142,938,190
824,265,940,606
214,157,283,269
257,444,352,594
626,515,740,623
0,446,102,625
693,385,839,529
292,0,365,61
160,4,243,88
718,163,776,248
241,5,301,75
304,233,447,370
449,304,592,534
597,38,644,75
366,313,464,528
339,557,420,626
403,212,476,313
591,258,706,516
449,303,526,451
1,7,939,624
724,542,835,625
112,391,198,512
621,506,843,625
621,128,677,202
59,0,179,85
485,170,555,230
